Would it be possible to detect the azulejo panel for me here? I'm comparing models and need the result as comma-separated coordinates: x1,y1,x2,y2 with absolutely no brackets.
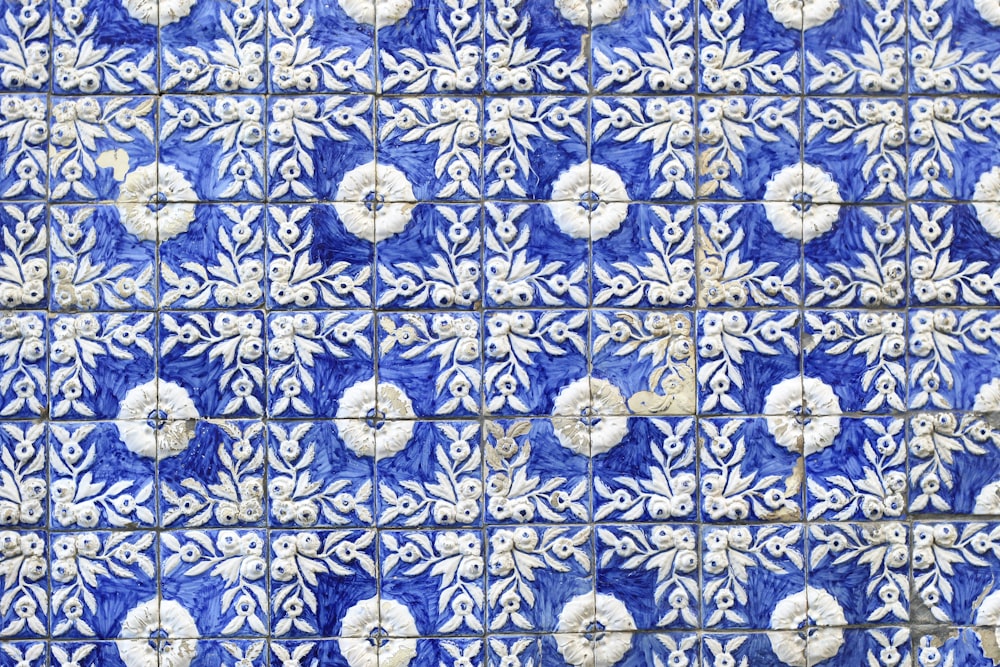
6,0,1000,666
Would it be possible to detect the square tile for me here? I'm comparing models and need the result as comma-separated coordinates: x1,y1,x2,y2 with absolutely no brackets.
484,202,588,308
484,0,588,93
701,524,805,630
49,97,157,202
377,204,482,308
378,0,483,94
268,421,374,527
161,0,267,93
0,1,49,93
268,0,375,93
52,1,157,94
698,0,802,95
377,421,481,527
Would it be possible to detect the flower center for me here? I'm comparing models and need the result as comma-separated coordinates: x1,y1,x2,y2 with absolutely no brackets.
795,615,820,642
792,191,814,213
365,407,387,430
579,406,602,427
578,190,601,212
791,404,814,426
364,190,385,213
367,626,390,648
146,409,169,430
147,191,169,212
147,628,173,653
583,619,606,642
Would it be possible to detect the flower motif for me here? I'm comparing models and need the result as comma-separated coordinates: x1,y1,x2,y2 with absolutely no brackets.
335,378,416,459
116,379,199,459
555,593,636,667
334,161,416,243
974,378,1000,412
976,590,1000,647
764,377,842,455
337,0,413,27
554,0,628,26
975,481,1000,514
122,0,198,26
551,377,629,456
763,163,841,242
973,167,1000,238
117,163,197,242
766,0,840,30
975,0,1000,26
339,597,418,667
118,599,198,667
548,161,629,241
768,587,846,666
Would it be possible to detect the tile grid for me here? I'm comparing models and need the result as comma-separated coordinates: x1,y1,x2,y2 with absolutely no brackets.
4,0,1000,666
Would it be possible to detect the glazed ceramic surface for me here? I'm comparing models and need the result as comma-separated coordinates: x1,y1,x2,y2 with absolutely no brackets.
2,0,1000,665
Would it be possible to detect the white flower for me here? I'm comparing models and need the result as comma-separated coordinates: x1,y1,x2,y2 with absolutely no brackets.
118,599,198,667
973,167,1000,237
334,161,416,242
764,377,841,455
337,0,413,27
335,378,415,459
117,163,197,242
339,597,418,667
555,593,636,666
116,379,199,459
548,161,629,240
763,163,841,242
768,587,846,666
554,0,628,26
766,0,840,30
551,377,629,456
976,590,1000,647
974,378,1000,412
975,481,1000,514
975,0,1000,26
122,0,197,25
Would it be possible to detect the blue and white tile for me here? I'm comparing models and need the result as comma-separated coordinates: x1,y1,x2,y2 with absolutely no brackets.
266,203,374,310
51,0,157,95
484,418,588,524
378,0,482,95
49,422,155,530
269,529,378,638
160,0,267,93
159,311,265,418
804,311,907,413
377,204,482,309
483,310,588,416
377,421,481,527
159,420,265,529
484,203,587,309
267,311,373,418
268,0,375,94
268,421,374,528
161,96,267,201
49,313,155,421
50,206,156,311
266,95,374,201
0,95,47,199
0,1,49,93
483,97,587,200
381,529,486,635
698,0,802,95
0,315,46,419
49,97,157,203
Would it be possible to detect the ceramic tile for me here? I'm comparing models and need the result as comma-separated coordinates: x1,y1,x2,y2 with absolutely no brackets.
9,1,1000,664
